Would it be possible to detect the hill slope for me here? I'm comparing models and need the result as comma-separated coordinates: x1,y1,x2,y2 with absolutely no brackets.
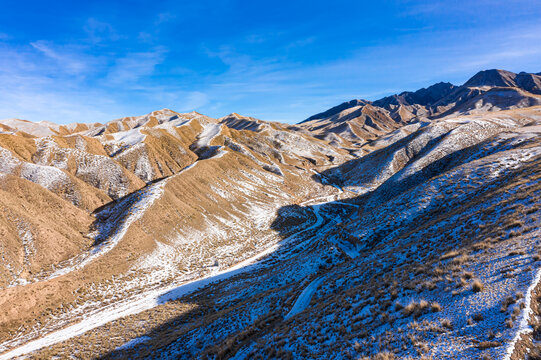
0,70,540,360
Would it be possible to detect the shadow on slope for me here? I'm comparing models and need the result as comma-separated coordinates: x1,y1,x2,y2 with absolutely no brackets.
95,130,540,359
95,190,359,359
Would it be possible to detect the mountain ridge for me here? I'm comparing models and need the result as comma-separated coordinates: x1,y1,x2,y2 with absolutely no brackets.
303,69,541,123
0,69,540,359
297,69,541,152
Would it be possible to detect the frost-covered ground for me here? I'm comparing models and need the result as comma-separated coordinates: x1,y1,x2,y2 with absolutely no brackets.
0,188,347,359
51,111,538,360
0,108,352,358
1,106,541,359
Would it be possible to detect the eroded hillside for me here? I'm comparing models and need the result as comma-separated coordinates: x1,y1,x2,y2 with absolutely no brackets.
1,69,540,360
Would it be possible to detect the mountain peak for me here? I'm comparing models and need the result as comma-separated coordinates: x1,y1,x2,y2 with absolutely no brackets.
463,69,517,87
301,99,370,123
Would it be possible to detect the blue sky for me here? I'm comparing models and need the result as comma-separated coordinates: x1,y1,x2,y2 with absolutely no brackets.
1,0,541,124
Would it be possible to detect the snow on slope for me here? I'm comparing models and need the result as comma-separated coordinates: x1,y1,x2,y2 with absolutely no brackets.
0,146,71,192
105,128,147,156
34,136,136,199
0,118,58,137
504,252,541,359
285,277,325,319
196,123,222,148
0,194,337,359
39,162,199,282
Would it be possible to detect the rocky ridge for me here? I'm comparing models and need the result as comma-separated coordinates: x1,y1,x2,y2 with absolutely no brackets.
0,69,540,359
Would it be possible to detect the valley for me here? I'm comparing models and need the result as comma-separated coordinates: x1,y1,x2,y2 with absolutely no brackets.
0,69,540,359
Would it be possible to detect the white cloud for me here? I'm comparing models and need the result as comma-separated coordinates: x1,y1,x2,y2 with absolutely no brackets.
29,40,95,76
155,13,176,25
83,18,120,44
105,48,167,86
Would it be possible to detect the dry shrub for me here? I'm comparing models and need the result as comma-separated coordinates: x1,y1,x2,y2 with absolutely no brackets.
501,295,516,312
476,341,501,349
472,280,484,292
402,300,429,318
473,241,492,251
373,351,395,360
452,254,470,265
440,251,460,260
441,318,453,330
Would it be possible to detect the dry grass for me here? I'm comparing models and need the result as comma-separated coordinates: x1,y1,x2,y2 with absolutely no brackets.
472,279,484,292
440,250,460,260
528,345,541,360
509,249,526,256
440,318,453,330
402,300,430,318
501,295,517,312
475,341,502,349
373,351,396,360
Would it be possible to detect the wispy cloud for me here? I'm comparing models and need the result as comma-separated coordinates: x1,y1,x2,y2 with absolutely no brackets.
0,40,188,123
29,40,97,76
105,48,168,86
286,36,316,49
155,12,176,25
83,18,120,44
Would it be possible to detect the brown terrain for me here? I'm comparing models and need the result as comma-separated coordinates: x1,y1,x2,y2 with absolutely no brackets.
0,69,540,359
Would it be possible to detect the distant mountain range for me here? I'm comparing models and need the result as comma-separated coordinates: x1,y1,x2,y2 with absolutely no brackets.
298,69,541,152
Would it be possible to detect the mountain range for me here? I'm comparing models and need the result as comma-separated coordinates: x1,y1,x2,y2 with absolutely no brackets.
0,69,540,359
298,69,541,152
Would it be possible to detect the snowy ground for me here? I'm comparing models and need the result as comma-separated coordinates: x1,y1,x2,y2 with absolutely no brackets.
0,194,343,359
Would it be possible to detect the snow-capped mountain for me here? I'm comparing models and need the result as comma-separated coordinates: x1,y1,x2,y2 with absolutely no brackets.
0,69,540,360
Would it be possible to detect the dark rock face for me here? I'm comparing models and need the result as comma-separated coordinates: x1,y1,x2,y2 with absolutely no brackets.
515,71,541,94
373,82,457,108
463,69,517,87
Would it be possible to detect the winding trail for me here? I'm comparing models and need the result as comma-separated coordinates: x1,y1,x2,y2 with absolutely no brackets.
0,194,331,359
284,207,360,320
